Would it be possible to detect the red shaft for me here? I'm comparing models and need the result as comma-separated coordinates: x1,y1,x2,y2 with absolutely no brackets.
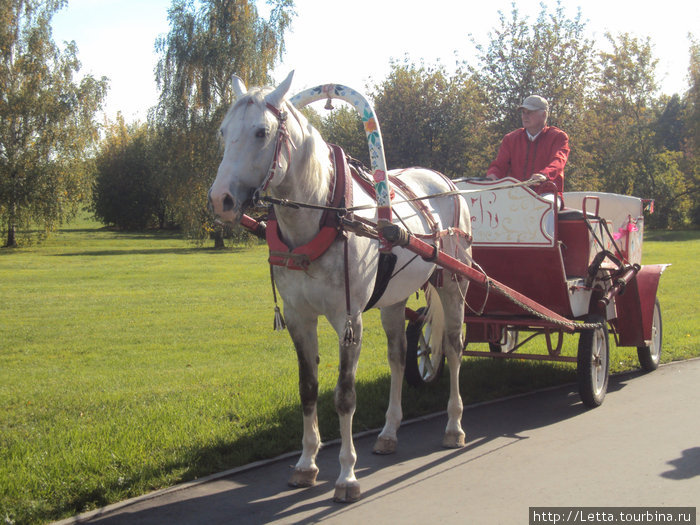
403,235,575,331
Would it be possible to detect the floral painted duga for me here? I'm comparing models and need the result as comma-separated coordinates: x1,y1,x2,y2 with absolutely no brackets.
291,83,391,220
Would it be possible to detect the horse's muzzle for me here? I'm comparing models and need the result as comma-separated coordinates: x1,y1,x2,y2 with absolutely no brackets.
209,184,257,225
209,190,240,224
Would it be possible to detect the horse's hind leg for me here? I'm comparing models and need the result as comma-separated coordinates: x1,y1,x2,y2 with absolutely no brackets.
438,276,468,448
285,310,321,488
373,301,408,455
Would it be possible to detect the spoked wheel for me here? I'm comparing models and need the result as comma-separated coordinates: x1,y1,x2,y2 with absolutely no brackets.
577,314,610,408
637,298,662,372
489,326,518,353
405,307,445,387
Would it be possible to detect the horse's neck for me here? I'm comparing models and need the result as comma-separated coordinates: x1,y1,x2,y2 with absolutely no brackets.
271,130,333,247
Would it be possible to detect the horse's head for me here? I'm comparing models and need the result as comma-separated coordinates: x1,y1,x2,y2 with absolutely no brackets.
209,71,296,224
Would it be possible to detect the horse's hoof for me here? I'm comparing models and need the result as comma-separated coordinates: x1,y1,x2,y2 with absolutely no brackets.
288,467,318,488
372,436,397,455
442,431,466,448
333,482,361,503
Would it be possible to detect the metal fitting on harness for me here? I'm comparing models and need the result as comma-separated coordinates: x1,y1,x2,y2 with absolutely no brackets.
420,244,440,262
380,223,410,246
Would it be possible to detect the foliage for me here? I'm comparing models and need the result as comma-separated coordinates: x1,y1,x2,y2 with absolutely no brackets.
578,33,694,227
155,0,294,123
309,105,369,167
93,117,173,230
23,0,698,241
473,1,594,137
373,61,491,178
682,37,700,224
0,0,107,247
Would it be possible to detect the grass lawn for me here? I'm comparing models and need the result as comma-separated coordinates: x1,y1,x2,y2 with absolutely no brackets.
1,218,698,524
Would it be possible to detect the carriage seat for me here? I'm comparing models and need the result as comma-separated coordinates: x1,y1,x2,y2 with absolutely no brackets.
561,192,645,267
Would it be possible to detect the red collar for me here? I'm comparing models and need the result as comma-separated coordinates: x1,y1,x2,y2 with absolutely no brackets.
266,144,350,270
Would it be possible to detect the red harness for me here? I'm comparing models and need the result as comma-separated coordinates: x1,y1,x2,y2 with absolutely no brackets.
266,144,351,269
265,144,470,271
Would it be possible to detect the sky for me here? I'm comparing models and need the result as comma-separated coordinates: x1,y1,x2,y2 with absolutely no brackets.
51,0,700,122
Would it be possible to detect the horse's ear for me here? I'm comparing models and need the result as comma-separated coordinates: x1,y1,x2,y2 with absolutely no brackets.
265,71,294,109
232,75,247,99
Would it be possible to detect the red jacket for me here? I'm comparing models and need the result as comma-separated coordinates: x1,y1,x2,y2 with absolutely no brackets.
487,126,569,195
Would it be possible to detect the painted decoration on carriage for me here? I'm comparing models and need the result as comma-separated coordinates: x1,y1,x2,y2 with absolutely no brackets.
455,177,556,247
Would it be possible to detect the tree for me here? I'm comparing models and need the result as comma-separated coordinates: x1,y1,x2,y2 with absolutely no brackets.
155,0,294,124
372,61,490,178
307,105,369,166
655,94,684,152
152,0,294,245
474,1,594,136
682,36,700,224
93,117,171,230
0,0,107,247
586,35,662,199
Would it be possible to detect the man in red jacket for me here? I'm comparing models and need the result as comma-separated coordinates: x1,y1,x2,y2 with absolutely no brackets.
486,95,569,199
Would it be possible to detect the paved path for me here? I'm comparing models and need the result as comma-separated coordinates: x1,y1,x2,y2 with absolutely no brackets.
61,359,700,524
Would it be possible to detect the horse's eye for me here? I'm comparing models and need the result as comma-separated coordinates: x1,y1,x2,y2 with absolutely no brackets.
219,129,224,137
255,128,268,138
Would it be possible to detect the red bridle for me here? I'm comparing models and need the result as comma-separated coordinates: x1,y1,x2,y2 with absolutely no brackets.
254,102,296,200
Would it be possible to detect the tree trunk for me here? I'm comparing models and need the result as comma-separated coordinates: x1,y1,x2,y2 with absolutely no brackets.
213,227,225,249
5,224,17,248
6,173,18,247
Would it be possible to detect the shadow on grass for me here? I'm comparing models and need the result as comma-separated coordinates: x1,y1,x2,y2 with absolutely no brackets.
66,360,654,524
56,247,217,257
55,246,252,257
50,358,592,523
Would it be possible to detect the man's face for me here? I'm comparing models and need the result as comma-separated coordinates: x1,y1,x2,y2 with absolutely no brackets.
521,108,547,130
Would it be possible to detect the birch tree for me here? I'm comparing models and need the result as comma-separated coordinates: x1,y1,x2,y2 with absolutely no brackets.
0,0,107,246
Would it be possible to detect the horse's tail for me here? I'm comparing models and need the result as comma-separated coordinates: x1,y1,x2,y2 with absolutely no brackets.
423,281,445,359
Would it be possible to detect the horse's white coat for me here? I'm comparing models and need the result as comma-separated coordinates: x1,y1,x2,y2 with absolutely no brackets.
209,72,472,502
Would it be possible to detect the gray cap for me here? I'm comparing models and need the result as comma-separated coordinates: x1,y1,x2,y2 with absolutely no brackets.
519,95,548,112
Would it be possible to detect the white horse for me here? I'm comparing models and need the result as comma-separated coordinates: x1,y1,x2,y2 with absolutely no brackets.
209,71,472,503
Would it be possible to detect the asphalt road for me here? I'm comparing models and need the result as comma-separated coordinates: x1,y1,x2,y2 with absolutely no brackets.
58,358,700,524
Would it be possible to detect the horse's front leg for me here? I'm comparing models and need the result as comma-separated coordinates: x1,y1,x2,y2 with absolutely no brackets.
373,301,408,454
331,313,363,503
285,309,321,488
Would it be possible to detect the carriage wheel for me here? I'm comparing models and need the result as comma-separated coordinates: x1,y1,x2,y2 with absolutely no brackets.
405,307,445,387
489,326,518,353
637,298,662,372
577,314,609,408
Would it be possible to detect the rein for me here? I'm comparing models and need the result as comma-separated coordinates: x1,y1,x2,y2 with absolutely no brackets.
258,178,544,214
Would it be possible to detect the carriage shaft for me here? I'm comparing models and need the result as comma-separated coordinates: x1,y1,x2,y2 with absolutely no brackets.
381,224,576,332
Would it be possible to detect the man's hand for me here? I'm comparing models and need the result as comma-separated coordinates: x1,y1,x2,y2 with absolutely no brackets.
529,173,547,182
485,173,498,181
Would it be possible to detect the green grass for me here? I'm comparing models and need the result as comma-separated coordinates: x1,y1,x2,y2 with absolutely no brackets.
1,220,698,524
